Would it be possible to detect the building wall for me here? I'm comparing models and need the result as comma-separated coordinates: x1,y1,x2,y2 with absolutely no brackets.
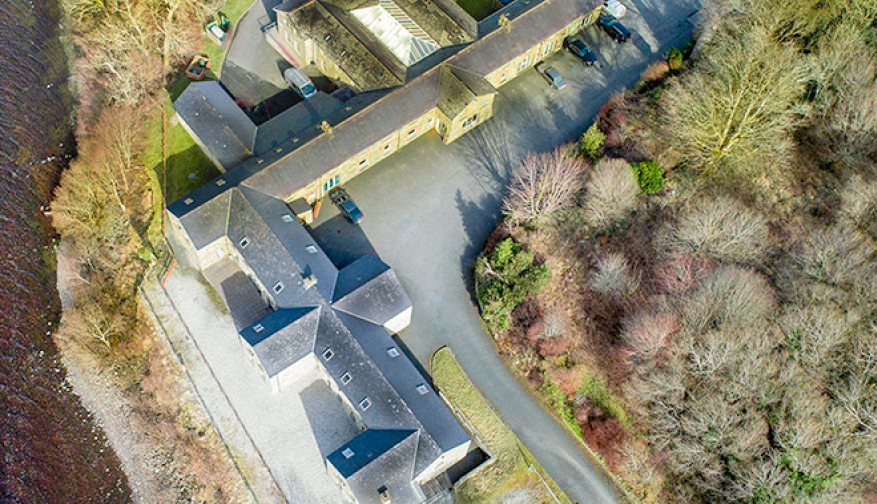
414,438,472,484
383,306,412,334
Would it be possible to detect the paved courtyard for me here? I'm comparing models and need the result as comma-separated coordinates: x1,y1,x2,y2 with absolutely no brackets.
309,2,701,502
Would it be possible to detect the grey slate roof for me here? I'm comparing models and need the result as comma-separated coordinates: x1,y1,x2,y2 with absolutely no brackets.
332,429,423,504
173,81,254,169
334,258,413,328
328,428,417,478
241,307,321,376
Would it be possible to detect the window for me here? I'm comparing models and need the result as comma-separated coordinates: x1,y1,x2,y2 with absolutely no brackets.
282,214,293,222
463,115,478,130
383,143,392,154
322,348,334,361
407,128,416,139
358,158,368,169
306,245,318,254
240,237,250,248
253,324,264,333
416,384,430,395
499,72,507,84
518,55,532,71
273,281,285,294
542,41,555,56
426,117,434,128
323,176,339,192
340,372,352,385
342,447,355,459
359,398,371,411
387,347,400,358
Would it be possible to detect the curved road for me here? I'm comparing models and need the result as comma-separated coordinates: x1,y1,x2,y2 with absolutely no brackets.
306,1,702,502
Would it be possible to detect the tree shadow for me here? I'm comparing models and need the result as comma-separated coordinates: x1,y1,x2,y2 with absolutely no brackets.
299,379,362,460
454,189,500,301
456,109,516,192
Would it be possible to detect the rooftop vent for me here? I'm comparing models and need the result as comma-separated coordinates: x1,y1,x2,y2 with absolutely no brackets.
303,273,318,290
215,178,226,187
184,197,194,205
306,245,318,254
282,214,294,222
378,486,391,503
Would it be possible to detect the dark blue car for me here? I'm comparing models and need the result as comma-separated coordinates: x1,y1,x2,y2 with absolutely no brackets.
564,36,598,65
598,14,631,43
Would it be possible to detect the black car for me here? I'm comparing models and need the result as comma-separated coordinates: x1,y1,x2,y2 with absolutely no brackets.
564,36,598,65
328,188,364,224
598,14,631,43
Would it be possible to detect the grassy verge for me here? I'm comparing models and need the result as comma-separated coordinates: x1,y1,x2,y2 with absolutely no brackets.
431,347,571,504
454,0,498,21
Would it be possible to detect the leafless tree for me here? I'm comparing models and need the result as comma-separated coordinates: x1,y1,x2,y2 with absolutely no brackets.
660,197,769,264
503,148,587,225
589,252,640,297
681,265,776,333
584,158,640,229
622,308,679,361
663,25,809,179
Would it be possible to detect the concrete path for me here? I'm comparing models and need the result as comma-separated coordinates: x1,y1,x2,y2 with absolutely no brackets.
309,1,702,502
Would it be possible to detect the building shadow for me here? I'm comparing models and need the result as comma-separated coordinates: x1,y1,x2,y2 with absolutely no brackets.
300,379,362,460
454,189,501,301
456,108,516,191
308,214,379,269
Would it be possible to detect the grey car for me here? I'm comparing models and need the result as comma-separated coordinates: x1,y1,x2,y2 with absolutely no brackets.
535,62,568,90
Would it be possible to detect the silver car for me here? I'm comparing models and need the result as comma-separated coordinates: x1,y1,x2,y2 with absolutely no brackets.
535,62,567,90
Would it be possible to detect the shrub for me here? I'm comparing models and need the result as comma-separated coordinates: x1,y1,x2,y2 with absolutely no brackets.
578,376,631,429
476,239,551,332
661,197,769,264
589,252,640,297
667,47,683,70
630,160,665,194
585,158,640,230
541,377,582,438
580,123,606,162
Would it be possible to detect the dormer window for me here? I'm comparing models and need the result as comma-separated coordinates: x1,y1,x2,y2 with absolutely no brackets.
273,281,284,294
387,347,400,358
340,372,352,385
322,348,334,361
342,447,355,459
240,237,250,248
253,324,264,333
359,397,371,411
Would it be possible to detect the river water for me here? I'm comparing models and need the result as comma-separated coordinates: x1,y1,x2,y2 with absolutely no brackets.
0,0,131,501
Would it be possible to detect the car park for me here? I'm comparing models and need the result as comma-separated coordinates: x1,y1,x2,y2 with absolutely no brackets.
535,62,567,90
328,188,364,224
563,36,597,65
598,14,631,43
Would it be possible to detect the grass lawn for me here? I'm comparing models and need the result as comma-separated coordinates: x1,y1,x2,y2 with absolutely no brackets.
431,347,571,504
454,0,498,21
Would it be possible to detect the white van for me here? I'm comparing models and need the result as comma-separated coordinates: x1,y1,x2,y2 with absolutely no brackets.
603,0,627,18
283,68,318,99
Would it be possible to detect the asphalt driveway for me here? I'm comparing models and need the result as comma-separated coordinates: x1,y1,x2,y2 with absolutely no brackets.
308,2,702,502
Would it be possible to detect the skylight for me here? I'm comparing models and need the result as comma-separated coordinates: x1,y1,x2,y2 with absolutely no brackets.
342,447,355,459
351,0,439,66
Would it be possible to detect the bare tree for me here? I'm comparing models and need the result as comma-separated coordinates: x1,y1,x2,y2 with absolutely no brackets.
503,148,587,225
681,265,775,333
661,197,769,264
589,252,640,297
622,308,679,361
663,25,808,179
584,158,640,229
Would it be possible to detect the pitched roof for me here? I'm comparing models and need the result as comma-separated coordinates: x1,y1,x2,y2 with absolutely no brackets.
173,82,254,169
241,307,321,376
333,258,412,327
328,429,417,478
436,64,496,118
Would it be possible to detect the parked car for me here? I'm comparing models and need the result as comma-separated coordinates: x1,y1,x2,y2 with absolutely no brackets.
535,62,567,90
603,0,627,18
328,188,364,224
564,36,597,65
598,14,631,43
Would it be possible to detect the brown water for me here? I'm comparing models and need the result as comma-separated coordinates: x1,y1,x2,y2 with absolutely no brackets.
0,0,131,501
